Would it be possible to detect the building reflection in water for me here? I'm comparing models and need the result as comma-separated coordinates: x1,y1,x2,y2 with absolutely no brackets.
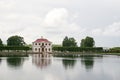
32,54,52,69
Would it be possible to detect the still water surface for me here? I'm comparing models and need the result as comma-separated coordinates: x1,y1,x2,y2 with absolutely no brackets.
0,54,120,80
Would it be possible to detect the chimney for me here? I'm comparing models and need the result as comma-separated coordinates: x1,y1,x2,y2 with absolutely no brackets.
41,36,43,39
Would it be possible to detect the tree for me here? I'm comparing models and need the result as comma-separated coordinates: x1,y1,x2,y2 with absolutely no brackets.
80,36,95,47
7,35,26,46
80,39,85,47
69,38,77,47
0,38,3,46
62,36,77,47
62,36,69,47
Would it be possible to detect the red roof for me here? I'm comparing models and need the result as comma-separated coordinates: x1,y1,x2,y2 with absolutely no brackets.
34,38,51,43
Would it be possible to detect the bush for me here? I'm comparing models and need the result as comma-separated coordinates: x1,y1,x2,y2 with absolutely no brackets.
109,47,120,53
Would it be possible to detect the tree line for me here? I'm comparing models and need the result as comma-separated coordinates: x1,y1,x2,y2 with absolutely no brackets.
53,36,103,52
0,35,30,52
0,35,95,47
1,35,119,53
0,35,25,46
62,36,95,47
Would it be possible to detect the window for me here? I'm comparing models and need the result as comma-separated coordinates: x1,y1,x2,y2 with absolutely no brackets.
39,43,41,45
35,43,37,45
49,48,50,51
42,43,44,46
39,48,40,52
49,43,51,46
42,48,44,52
35,48,37,51
46,43,47,45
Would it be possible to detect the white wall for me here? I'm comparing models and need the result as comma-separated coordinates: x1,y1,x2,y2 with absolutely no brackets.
32,42,52,53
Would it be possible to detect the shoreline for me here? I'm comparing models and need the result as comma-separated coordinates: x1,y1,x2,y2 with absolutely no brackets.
52,52,120,57
0,52,120,57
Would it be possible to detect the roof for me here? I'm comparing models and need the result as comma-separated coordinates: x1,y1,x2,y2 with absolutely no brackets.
33,38,51,43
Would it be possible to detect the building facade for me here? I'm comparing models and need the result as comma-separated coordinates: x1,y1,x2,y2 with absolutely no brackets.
32,37,52,53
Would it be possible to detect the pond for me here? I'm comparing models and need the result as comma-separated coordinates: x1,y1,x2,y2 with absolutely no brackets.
0,54,120,80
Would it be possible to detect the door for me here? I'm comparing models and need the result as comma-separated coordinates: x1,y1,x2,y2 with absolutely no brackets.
42,48,44,52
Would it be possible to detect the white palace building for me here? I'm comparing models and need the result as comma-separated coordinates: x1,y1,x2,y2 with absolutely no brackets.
32,37,52,53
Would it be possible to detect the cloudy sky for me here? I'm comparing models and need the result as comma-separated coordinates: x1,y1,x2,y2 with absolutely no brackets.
0,0,120,47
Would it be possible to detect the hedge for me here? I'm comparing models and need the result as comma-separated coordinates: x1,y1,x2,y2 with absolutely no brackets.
109,47,120,53
0,46,31,52
52,47,103,52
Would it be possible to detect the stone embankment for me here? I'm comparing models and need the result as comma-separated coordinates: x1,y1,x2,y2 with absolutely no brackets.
52,52,120,57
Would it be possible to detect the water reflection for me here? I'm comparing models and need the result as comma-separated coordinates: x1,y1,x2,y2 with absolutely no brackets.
81,55,94,71
7,57,25,68
62,58,76,69
0,59,1,65
32,54,52,69
0,55,120,80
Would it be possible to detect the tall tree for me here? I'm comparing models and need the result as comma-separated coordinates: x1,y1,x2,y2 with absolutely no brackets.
80,39,85,47
7,35,26,46
69,38,77,47
62,36,69,47
62,36,77,47
0,38,3,46
80,36,95,47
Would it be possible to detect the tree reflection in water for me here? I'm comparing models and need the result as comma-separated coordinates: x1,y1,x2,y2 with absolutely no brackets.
0,58,1,64
62,58,76,69
81,55,94,71
32,54,52,69
7,57,24,68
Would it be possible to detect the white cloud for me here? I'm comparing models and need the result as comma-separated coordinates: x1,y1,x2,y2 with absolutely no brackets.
43,8,68,27
103,22,120,36
42,8,81,34
90,22,120,47
39,8,85,44
0,0,15,9
0,7,82,44
0,0,120,47
92,22,120,37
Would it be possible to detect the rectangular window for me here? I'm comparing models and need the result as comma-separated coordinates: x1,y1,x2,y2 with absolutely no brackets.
35,48,37,51
39,48,40,52
49,48,50,51
42,43,44,46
